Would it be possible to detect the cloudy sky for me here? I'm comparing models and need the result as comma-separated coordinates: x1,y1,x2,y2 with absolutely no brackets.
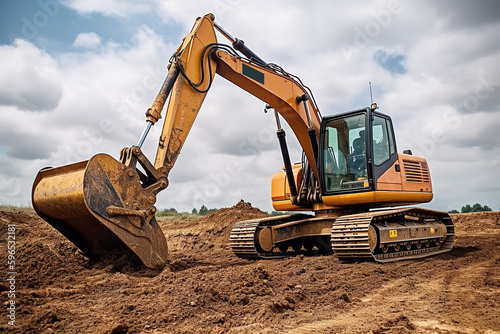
0,0,499,213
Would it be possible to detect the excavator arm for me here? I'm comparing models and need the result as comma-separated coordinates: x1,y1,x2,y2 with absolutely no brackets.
32,14,323,269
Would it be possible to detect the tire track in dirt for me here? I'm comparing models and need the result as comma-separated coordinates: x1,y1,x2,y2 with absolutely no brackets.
281,276,419,333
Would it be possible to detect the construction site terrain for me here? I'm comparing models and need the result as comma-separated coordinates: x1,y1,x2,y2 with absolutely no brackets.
1,201,499,333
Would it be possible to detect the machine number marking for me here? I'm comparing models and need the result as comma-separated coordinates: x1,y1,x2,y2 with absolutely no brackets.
430,227,435,234
389,230,397,238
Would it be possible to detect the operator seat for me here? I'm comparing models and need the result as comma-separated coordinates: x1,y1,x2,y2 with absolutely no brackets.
350,136,366,175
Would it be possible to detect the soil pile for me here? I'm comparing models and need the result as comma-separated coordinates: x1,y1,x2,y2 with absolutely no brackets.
165,200,269,263
0,204,499,333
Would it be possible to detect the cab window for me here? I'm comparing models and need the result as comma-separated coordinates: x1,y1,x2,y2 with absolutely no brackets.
372,116,395,165
323,113,368,192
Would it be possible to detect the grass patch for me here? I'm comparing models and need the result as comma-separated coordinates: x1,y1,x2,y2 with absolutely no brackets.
0,204,36,215
0,204,204,220
156,209,202,221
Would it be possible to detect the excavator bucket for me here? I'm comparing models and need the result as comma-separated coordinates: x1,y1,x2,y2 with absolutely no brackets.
32,153,168,269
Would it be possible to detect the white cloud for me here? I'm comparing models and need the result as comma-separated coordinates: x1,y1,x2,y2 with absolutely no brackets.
0,39,62,111
61,0,154,17
73,32,102,48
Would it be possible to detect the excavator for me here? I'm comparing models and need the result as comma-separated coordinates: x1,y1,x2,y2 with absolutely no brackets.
32,14,454,269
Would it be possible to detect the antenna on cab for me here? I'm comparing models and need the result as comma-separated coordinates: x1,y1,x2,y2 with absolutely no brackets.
369,82,378,110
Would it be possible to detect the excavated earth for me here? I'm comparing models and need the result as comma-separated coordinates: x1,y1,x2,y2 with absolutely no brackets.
1,201,499,333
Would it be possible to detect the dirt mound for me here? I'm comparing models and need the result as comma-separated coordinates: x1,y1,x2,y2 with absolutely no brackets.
190,199,269,243
1,205,499,333
161,200,269,262
450,210,500,226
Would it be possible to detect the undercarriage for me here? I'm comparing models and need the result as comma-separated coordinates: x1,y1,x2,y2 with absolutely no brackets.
230,207,455,262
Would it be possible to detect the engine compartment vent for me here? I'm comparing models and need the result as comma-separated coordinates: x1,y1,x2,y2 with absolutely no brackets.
403,160,430,183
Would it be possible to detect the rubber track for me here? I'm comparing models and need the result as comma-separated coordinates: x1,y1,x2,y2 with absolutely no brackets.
331,207,455,263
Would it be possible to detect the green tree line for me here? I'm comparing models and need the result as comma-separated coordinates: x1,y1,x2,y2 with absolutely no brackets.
448,203,492,214
157,205,217,217
192,205,217,215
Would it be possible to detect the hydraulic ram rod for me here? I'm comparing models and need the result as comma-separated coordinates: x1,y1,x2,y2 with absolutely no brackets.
214,21,267,66
138,65,180,147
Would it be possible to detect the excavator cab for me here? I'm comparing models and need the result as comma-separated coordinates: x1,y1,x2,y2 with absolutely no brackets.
320,106,435,209
321,106,397,194
272,104,434,211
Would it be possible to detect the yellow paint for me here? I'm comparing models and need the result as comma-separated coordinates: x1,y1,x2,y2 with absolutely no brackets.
389,230,397,238
322,191,433,208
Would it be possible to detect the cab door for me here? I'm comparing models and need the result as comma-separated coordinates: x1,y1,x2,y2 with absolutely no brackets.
370,112,399,188
320,109,371,194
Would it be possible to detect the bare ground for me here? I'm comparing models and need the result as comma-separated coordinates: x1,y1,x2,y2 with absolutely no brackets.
0,201,499,333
